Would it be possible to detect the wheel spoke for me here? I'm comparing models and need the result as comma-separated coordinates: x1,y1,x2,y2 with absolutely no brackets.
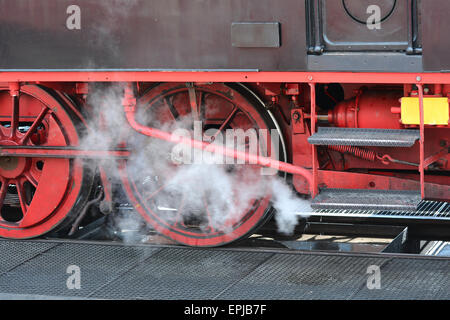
0,178,8,210
15,179,29,217
144,170,177,201
187,85,200,121
211,107,238,141
24,172,38,188
19,107,49,144
163,97,179,120
10,95,19,138
197,90,204,120
202,195,216,233
144,181,169,201
0,123,5,139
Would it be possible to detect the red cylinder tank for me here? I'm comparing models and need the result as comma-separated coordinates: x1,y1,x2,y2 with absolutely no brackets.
328,90,402,129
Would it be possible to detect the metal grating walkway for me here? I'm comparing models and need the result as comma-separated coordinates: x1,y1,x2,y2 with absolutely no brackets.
0,239,449,300
309,200,450,221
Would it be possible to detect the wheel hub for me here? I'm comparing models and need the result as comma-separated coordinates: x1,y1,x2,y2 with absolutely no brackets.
0,140,29,179
0,156,28,179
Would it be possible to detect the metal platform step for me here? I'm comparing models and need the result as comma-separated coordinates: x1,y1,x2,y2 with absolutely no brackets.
309,200,450,221
310,189,422,211
308,127,420,147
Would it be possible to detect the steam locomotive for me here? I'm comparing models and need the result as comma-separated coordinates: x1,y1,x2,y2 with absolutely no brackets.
0,0,448,246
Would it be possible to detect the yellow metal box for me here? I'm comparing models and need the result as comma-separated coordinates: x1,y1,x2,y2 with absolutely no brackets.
401,97,449,125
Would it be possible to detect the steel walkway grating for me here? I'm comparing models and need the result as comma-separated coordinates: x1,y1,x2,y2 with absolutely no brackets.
0,239,449,300
310,189,422,211
310,200,450,220
307,127,420,147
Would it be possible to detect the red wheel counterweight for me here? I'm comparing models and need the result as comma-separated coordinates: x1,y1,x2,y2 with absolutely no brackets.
120,83,285,247
0,84,93,239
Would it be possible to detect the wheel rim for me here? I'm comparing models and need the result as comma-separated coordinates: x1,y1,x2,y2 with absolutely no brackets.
0,85,90,239
120,83,283,247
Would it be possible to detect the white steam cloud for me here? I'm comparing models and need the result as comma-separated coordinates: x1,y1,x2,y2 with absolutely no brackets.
80,84,312,242
270,179,311,235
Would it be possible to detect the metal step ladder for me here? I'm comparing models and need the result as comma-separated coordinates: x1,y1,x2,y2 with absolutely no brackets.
308,127,422,210
310,188,422,211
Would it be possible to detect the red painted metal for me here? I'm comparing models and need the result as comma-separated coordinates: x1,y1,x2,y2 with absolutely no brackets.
293,170,450,201
309,83,318,197
2,71,450,84
291,109,305,134
424,147,449,169
417,84,425,199
327,90,403,129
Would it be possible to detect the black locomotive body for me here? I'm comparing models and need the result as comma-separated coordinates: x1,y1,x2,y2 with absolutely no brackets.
0,0,446,72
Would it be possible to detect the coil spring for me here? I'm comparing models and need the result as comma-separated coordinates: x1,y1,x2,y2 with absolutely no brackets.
327,145,377,162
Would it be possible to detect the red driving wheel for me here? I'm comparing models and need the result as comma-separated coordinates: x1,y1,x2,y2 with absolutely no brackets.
0,84,93,239
120,83,285,247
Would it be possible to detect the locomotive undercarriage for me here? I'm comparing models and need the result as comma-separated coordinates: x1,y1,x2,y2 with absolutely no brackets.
0,79,448,246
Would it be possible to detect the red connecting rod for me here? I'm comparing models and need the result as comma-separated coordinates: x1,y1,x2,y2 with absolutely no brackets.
122,85,314,194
